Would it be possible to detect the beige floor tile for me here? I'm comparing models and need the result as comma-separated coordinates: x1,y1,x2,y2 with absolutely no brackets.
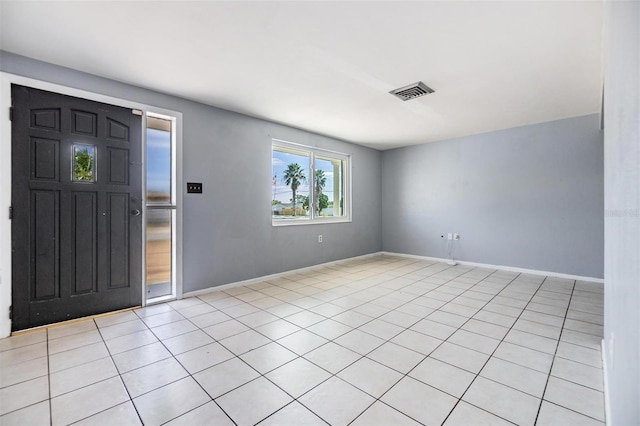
493,341,554,373
367,341,424,374
175,342,234,374
47,320,96,340
216,377,292,425
112,342,172,373
412,356,475,397
133,377,211,425
104,330,158,355
193,357,259,398
163,329,215,355
0,342,47,367
277,329,328,355
544,376,604,421
0,356,48,388
0,330,46,352
551,357,603,391
98,319,147,341
0,400,50,426
121,357,188,398
463,376,540,425
75,401,142,426
259,401,326,426
165,401,234,426
303,341,361,374
335,329,385,355
299,377,375,425
338,357,403,398
381,376,457,425
219,329,271,355
0,376,49,416
430,342,490,374
267,357,331,397
50,357,118,397
444,401,512,426
480,357,548,397
51,377,129,425
536,400,603,425
48,330,102,355
240,342,298,374
352,401,421,426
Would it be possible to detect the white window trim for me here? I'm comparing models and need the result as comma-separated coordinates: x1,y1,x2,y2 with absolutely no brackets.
272,139,352,227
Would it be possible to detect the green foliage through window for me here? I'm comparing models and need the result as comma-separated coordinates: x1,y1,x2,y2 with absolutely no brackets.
272,140,350,224
73,146,95,182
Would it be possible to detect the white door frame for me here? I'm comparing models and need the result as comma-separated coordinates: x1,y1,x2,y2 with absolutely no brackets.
0,72,184,338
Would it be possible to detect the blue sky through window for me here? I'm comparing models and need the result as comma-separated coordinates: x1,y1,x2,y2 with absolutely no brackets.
146,128,171,200
272,149,337,204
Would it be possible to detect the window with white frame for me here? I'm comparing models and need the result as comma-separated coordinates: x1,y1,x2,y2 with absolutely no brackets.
272,140,350,225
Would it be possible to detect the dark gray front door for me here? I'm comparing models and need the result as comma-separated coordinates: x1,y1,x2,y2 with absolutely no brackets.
11,85,142,331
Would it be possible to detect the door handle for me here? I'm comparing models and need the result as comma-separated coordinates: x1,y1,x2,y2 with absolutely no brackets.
131,209,141,216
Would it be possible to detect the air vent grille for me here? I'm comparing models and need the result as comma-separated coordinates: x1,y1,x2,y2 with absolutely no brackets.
389,81,435,101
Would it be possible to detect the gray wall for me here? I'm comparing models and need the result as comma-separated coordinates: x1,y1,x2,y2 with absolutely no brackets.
603,1,640,424
0,51,382,293
381,115,604,278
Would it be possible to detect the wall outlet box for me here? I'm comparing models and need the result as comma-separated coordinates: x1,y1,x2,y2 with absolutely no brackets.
318,235,323,243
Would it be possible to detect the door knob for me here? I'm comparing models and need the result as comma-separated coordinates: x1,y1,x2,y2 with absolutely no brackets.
131,209,141,216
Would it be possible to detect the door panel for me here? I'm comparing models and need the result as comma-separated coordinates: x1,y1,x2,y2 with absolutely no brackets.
107,192,130,288
11,85,142,330
31,190,59,300
71,191,97,295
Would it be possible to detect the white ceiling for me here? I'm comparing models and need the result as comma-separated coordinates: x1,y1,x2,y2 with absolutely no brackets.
0,1,603,150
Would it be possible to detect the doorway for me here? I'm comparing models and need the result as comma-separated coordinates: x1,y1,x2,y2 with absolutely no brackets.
11,85,143,330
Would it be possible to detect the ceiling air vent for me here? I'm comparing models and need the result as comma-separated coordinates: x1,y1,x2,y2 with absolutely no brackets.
389,81,435,101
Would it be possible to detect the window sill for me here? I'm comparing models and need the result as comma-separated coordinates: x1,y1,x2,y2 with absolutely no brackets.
272,218,352,227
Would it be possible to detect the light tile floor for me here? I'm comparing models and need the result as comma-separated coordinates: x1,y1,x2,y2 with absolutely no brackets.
0,255,606,425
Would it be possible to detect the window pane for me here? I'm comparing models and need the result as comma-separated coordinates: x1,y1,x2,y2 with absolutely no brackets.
314,155,345,218
272,147,310,221
146,120,171,204
146,209,172,297
72,145,95,182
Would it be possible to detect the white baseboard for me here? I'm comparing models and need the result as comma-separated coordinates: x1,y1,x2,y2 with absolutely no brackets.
601,339,611,425
381,251,604,283
183,250,604,299
182,252,382,299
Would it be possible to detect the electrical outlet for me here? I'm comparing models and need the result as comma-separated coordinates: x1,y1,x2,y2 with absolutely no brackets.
447,233,453,240
318,235,323,243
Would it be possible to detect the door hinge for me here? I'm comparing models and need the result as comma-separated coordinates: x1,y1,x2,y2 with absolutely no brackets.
9,106,14,121
9,305,12,320
8,206,13,220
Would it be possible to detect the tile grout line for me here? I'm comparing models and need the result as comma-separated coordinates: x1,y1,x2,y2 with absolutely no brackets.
532,278,576,425
46,327,52,426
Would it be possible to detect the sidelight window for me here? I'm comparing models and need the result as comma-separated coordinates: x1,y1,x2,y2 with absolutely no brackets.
145,115,176,301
